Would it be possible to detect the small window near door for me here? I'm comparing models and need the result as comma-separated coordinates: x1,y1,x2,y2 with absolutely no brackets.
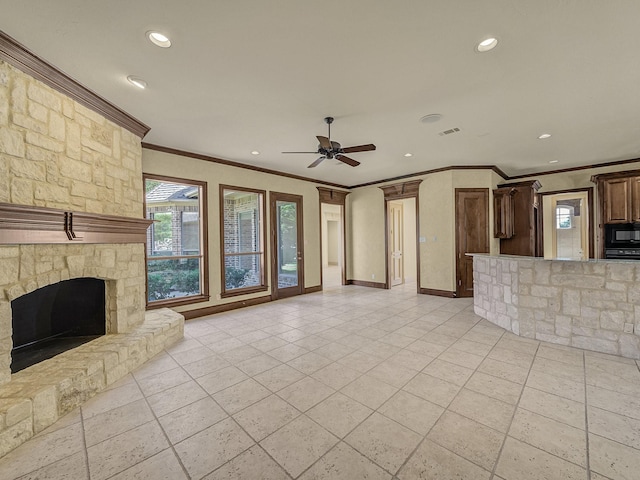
144,175,208,307
556,206,572,229
220,186,267,297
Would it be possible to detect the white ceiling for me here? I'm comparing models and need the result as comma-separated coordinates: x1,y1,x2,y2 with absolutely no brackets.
2,1,640,187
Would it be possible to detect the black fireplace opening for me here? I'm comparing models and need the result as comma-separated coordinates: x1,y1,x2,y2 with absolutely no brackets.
11,278,106,373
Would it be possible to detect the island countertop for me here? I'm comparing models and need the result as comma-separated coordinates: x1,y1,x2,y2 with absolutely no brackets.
471,254,640,359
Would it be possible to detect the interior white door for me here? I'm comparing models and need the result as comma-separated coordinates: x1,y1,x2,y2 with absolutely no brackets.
389,201,404,286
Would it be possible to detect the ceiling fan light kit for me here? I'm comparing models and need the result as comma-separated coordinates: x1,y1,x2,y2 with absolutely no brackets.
282,117,376,168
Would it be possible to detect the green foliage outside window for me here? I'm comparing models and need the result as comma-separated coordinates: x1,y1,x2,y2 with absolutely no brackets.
225,267,251,289
147,259,200,301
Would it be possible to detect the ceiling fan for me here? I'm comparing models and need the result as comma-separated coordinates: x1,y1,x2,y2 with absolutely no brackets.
282,117,376,168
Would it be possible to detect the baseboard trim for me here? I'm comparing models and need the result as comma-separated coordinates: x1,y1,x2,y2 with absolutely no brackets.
182,285,326,320
347,279,388,289
181,295,272,320
419,288,457,298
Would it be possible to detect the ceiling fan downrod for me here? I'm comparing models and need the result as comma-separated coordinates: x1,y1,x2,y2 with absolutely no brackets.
324,116,333,140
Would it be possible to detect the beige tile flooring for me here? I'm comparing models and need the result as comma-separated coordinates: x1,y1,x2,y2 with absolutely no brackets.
1,284,640,479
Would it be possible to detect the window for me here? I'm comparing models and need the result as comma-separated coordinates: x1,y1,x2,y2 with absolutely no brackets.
221,186,266,297
556,206,572,229
144,174,208,307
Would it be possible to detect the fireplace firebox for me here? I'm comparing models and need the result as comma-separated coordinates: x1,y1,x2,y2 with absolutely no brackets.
11,278,106,373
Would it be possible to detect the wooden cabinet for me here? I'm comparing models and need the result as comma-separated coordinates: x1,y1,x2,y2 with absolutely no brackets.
593,172,640,224
493,187,516,238
632,177,640,222
603,177,632,223
494,180,542,257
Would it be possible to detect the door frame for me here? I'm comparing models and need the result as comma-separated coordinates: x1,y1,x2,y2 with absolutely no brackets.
270,192,304,300
538,187,594,259
317,188,349,286
379,180,422,292
455,188,489,298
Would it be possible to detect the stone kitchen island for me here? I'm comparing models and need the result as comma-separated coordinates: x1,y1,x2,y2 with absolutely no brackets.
472,254,640,359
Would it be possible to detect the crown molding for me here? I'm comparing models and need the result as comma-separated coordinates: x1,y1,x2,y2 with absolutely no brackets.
350,165,508,189
0,30,150,138
142,143,351,190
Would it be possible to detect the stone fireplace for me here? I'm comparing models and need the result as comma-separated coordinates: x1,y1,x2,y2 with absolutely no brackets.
0,240,147,384
11,277,106,373
0,45,184,457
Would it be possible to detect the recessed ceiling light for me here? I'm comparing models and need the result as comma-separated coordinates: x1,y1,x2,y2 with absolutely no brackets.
420,114,442,124
549,160,559,164
251,151,260,155
404,153,413,157
476,37,498,52
538,133,552,139
126,75,147,89
147,31,171,48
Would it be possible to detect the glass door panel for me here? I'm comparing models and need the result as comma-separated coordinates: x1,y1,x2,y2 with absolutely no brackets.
271,193,304,299
277,200,299,288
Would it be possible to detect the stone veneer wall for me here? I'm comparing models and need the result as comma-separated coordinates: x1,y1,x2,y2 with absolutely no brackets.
0,59,149,376
0,61,144,216
0,58,185,457
473,255,640,359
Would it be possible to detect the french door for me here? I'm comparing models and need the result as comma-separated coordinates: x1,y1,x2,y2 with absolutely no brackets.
270,193,304,299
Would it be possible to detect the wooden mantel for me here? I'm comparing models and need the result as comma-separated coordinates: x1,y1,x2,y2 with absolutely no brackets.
0,203,152,245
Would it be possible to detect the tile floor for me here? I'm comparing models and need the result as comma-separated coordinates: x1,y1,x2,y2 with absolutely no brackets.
1,284,640,479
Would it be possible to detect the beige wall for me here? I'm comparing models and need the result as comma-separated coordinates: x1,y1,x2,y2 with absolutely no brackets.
321,203,341,267
346,187,386,282
146,150,640,304
402,197,417,283
347,169,500,293
142,149,325,313
346,163,640,294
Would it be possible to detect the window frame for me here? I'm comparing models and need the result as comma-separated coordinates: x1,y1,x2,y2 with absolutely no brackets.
219,185,268,298
144,173,209,309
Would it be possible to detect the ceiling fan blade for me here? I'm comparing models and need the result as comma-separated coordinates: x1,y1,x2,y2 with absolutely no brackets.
341,143,376,154
308,156,326,168
336,155,360,167
316,136,331,149
282,151,319,154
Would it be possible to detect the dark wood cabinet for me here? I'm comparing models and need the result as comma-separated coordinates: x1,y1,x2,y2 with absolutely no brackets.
603,177,632,223
493,187,516,238
494,180,541,257
632,177,640,223
592,170,640,224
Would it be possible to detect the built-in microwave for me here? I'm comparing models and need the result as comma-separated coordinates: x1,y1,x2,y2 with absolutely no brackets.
605,223,640,248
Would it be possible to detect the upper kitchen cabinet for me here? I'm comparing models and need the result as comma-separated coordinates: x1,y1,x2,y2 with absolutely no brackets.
592,170,640,224
494,180,542,257
493,186,516,239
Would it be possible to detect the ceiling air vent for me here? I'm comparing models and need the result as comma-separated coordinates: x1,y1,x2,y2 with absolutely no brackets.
438,127,461,136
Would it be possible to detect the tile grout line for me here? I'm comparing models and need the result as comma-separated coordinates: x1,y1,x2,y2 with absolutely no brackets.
175,332,307,480
487,338,540,480
126,372,192,480
174,350,297,480
79,408,91,480
386,318,508,477
583,350,592,480
284,304,480,478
